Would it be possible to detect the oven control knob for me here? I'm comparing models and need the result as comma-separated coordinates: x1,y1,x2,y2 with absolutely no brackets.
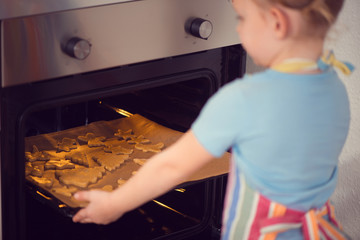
64,37,91,60
188,18,213,40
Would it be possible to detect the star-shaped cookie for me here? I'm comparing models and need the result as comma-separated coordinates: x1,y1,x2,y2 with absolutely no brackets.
45,159,76,170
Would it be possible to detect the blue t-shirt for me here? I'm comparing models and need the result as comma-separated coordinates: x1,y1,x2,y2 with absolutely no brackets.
192,68,350,211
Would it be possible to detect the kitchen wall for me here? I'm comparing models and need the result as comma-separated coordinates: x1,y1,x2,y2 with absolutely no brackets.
326,0,360,238
245,0,360,238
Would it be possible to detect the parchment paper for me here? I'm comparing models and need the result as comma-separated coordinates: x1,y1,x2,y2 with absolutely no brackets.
25,114,230,208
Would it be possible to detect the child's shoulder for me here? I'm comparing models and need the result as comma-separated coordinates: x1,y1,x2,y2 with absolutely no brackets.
236,69,278,84
216,70,273,101
223,70,273,89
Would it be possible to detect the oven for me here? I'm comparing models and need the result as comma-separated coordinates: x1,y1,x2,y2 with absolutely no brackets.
0,0,245,239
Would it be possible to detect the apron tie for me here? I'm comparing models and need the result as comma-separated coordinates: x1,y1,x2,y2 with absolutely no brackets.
271,50,354,75
319,50,354,76
259,201,350,240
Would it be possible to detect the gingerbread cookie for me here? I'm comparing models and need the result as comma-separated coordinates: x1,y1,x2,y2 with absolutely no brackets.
29,176,53,188
65,152,90,167
31,165,44,177
78,133,106,147
92,152,129,172
88,138,106,147
51,186,78,197
57,138,78,152
117,179,126,186
45,159,76,170
133,158,148,166
127,135,150,144
78,133,97,142
101,185,114,192
25,145,50,162
55,166,106,188
25,162,45,177
114,129,134,140
103,145,133,155
135,142,164,153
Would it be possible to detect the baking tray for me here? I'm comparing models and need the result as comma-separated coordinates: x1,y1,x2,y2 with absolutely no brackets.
25,114,230,216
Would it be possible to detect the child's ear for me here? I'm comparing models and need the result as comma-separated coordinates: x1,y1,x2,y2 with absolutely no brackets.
269,7,289,39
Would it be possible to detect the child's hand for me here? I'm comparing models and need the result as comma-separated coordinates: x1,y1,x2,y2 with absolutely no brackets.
72,190,123,225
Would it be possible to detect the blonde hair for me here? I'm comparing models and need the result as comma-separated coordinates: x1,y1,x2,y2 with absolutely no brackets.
254,0,344,37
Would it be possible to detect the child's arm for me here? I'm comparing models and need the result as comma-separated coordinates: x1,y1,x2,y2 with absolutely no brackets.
72,130,214,224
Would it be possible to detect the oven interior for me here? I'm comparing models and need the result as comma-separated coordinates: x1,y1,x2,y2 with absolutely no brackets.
25,75,214,136
26,178,216,240
24,74,221,240
24,74,215,240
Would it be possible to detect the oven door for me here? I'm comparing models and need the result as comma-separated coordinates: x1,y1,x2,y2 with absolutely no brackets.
1,47,244,240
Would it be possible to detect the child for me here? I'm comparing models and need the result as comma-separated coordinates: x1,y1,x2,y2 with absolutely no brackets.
73,0,354,239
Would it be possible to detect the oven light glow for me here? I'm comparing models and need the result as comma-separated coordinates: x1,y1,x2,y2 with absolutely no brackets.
98,101,133,117
175,188,186,193
36,191,52,200
152,200,200,223
115,108,133,117
152,200,185,216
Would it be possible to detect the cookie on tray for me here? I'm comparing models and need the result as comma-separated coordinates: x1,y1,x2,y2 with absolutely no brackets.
65,152,91,167
51,186,78,197
92,152,129,172
55,166,106,188
25,145,50,162
45,159,76,170
114,129,134,140
133,158,148,166
103,145,133,155
28,176,54,188
78,133,106,147
135,142,164,153
57,138,78,152
127,135,150,144
25,162,45,177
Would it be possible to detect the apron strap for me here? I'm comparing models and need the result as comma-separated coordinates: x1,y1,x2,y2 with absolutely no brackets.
271,50,354,75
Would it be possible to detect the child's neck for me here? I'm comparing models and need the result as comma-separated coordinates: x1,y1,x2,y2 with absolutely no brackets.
269,37,324,68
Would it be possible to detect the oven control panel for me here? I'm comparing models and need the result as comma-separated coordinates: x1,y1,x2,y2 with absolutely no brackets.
1,0,240,87
187,18,213,40
64,37,92,60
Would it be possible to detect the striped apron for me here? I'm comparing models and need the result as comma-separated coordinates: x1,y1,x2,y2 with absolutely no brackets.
221,160,350,240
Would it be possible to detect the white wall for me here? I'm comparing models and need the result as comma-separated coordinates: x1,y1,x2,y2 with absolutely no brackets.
245,1,360,238
326,0,360,238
